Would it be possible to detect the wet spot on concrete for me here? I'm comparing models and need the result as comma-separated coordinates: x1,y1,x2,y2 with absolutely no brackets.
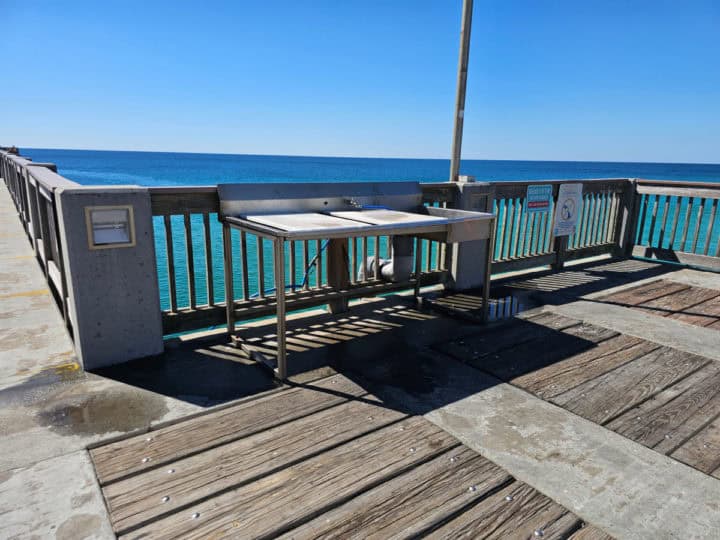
36,388,168,436
55,513,102,540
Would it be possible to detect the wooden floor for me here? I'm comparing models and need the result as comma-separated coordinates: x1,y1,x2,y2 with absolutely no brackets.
90,374,609,539
442,309,720,479
88,263,720,539
599,279,720,329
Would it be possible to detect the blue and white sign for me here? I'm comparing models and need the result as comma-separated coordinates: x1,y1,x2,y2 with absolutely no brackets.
525,184,552,214
553,183,583,237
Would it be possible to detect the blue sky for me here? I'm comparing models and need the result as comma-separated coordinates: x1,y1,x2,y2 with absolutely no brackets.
2,0,719,163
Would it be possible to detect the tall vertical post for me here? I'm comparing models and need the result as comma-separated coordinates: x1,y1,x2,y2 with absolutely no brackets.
449,0,474,183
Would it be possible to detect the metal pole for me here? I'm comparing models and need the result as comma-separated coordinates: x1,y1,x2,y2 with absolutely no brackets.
449,0,473,182
273,238,287,380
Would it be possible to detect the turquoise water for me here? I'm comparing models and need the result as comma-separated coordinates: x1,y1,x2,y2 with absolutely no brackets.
21,148,720,186
22,148,720,310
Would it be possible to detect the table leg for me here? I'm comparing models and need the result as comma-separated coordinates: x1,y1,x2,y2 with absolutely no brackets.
413,237,422,302
482,219,496,323
274,238,288,379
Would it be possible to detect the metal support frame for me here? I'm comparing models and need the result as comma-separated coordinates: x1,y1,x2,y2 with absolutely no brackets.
273,237,287,379
223,222,438,380
482,221,495,322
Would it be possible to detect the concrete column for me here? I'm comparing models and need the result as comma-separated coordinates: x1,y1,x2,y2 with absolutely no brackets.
448,180,494,290
55,186,163,370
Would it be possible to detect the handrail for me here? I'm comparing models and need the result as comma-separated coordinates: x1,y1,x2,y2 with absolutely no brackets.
0,151,80,333
636,178,720,189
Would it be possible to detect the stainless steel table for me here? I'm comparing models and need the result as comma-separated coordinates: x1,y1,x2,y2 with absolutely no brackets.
218,182,494,379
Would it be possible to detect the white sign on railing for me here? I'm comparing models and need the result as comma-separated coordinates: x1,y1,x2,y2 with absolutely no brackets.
553,183,583,237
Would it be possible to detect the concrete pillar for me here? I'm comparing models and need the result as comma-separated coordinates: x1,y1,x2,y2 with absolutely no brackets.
448,180,494,290
55,186,163,369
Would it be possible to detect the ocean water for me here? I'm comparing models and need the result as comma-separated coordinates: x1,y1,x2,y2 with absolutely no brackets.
20,148,720,313
21,148,720,186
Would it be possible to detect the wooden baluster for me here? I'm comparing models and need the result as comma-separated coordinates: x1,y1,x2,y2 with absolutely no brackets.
679,197,694,252
505,199,516,258
183,214,196,310
646,194,660,248
163,215,177,312
316,239,323,287
257,236,265,298
606,192,619,244
586,194,598,246
202,213,214,306
240,231,250,301
668,196,681,250
511,199,523,258
581,194,594,247
505,198,516,259
703,199,718,255
538,211,548,253
496,199,506,260
596,193,607,245
691,198,707,253
656,195,671,249
527,213,537,255
517,209,528,257
635,193,649,245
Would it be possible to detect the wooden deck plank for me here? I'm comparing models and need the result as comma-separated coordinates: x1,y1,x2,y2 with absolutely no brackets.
476,322,618,382
120,417,459,540
606,362,720,452
552,347,709,425
671,417,720,475
426,482,581,540
635,286,720,318
600,280,689,306
440,312,581,364
568,525,614,540
277,447,511,540
667,294,720,327
90,374,369,485
511,335,659,399
105,398,409,533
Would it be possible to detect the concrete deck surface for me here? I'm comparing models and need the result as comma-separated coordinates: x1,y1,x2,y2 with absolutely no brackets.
0,187,277,539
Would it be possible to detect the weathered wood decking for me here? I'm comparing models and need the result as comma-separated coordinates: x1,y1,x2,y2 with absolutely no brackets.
90,374,605,539
88,260,720,538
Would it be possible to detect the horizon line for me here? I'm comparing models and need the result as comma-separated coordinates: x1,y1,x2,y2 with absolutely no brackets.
15,145,720,167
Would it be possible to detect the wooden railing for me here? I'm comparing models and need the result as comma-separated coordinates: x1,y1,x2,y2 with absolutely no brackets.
150,184,454,334
490,179,631,274
0,151,78,333
4,149,718,340
631,179,720,271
